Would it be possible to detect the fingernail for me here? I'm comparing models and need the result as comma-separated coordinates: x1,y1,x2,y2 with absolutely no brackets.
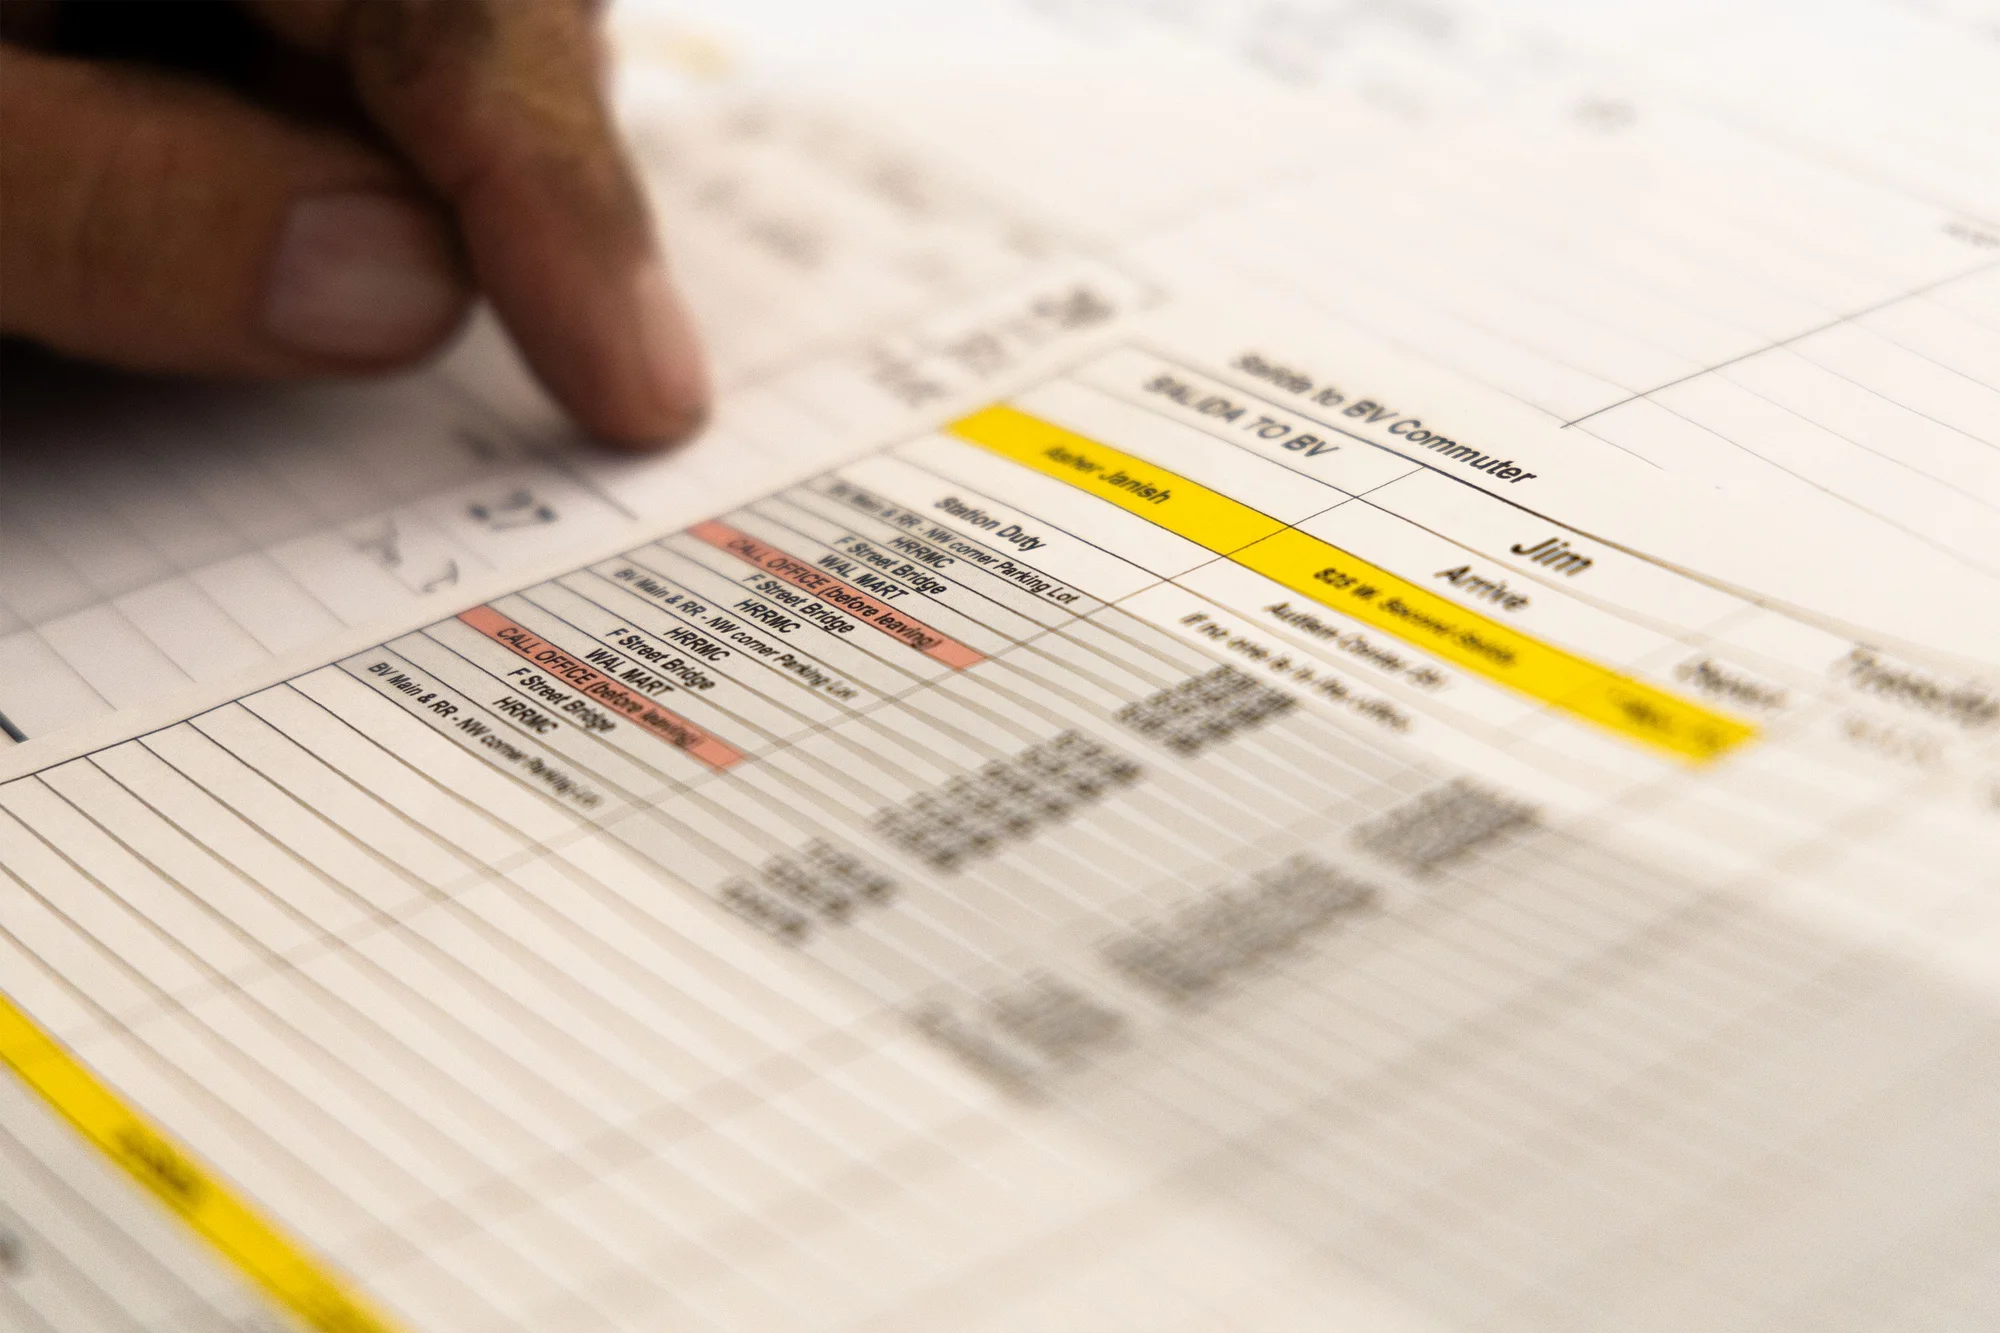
613,261,711,448
263,192,466,361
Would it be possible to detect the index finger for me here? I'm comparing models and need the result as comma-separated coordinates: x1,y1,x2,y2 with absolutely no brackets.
255,0,708,448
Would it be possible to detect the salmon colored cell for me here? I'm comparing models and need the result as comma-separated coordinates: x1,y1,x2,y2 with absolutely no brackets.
688,520,984,669
457,605,745,769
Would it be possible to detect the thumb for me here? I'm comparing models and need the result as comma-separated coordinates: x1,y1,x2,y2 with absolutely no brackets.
0,45,470,375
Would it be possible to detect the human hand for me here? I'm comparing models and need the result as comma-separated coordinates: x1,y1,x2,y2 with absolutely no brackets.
0,0,707,449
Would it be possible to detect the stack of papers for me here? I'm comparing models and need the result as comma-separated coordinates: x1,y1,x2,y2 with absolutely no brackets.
3,2,1997,1329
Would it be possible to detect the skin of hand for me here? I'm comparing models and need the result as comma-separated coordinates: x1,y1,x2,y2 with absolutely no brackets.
0,0,708,449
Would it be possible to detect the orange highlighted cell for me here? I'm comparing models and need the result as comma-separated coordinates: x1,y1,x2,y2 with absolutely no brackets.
457,605,745,769
689,520,984,669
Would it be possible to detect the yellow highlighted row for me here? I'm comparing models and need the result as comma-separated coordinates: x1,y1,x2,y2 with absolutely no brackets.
0,991,403,1333
948,404,1755,761
950,404,1286,553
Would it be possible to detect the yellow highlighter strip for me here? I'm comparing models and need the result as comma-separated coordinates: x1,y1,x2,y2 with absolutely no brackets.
947,404,1755,762
0,991,404,1333
947,404,1289,554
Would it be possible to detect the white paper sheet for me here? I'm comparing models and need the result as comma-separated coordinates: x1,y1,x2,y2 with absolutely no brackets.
1,3,1995,1331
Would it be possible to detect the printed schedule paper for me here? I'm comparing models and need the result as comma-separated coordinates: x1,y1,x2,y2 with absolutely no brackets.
3,2,1999,1331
